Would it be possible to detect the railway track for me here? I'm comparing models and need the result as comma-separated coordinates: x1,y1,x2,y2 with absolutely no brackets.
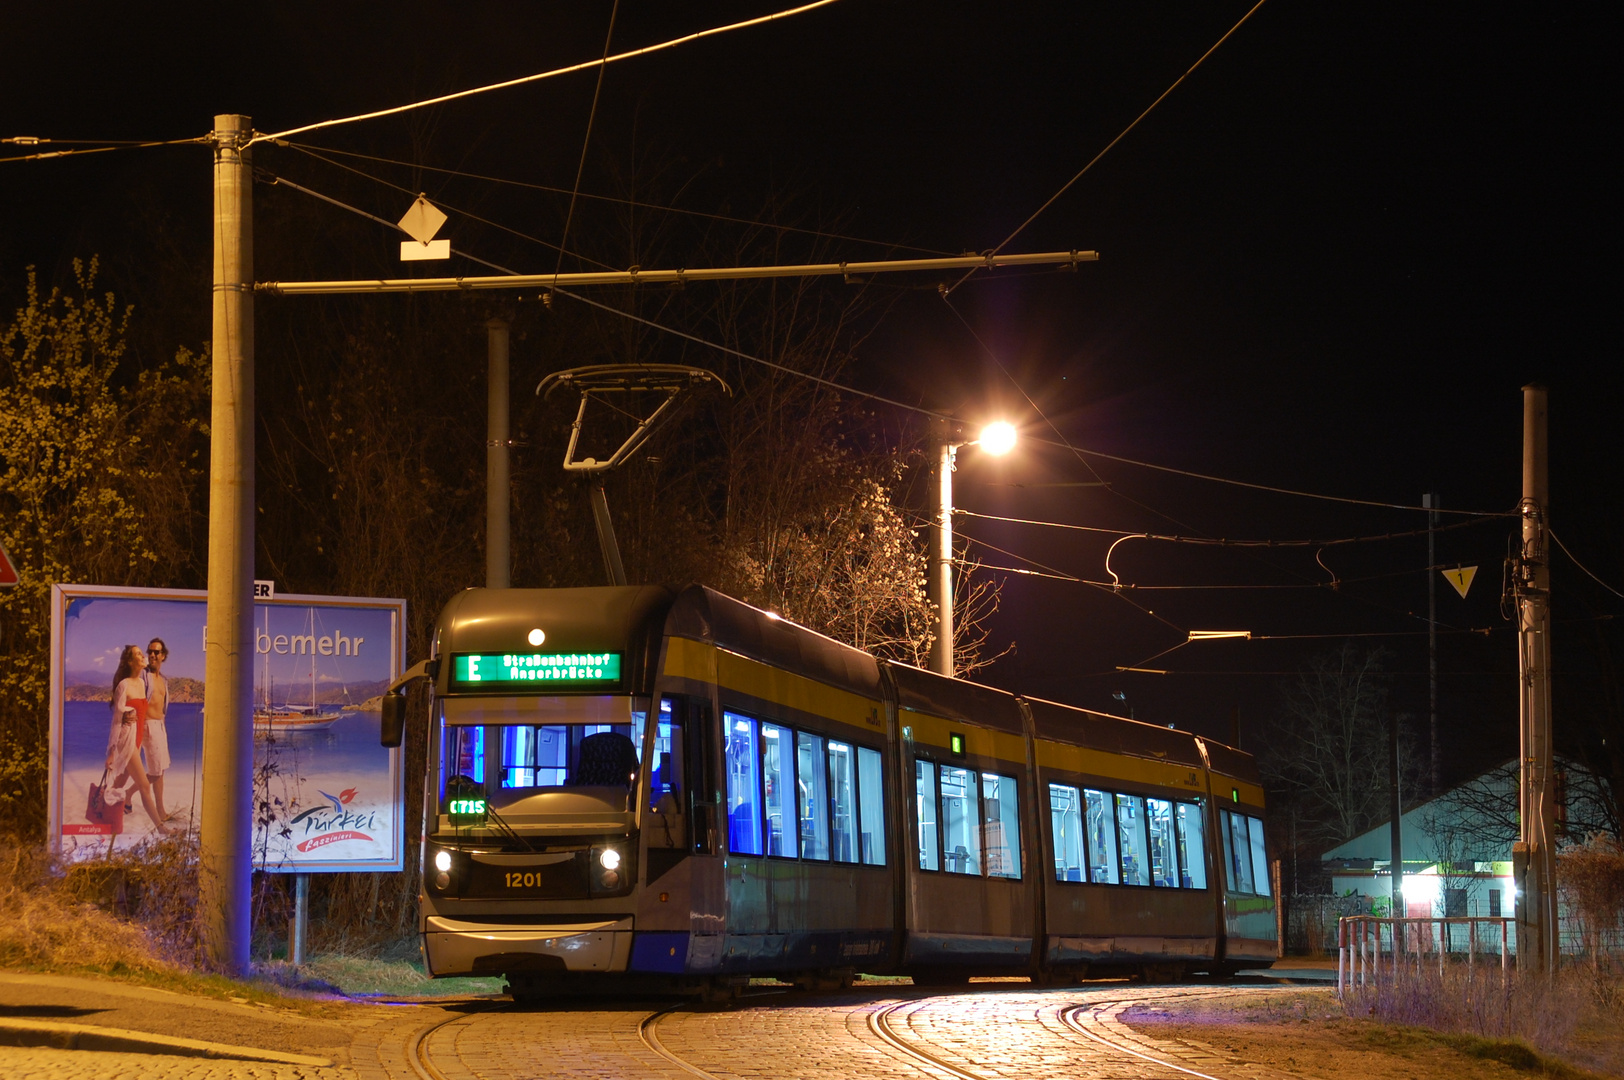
867,998,993,1080
402,984,1279,1080
1053,988,1241,1080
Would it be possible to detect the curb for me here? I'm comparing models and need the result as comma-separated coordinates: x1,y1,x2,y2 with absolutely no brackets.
0,1017,333,1066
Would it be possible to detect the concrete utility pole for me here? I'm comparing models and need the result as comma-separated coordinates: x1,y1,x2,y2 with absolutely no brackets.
1425,492,1440,795
1515,383,1557,973
201,113,255,974
928,428,957,677
486,318,511,588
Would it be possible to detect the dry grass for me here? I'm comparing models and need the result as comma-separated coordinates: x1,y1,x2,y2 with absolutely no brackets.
0,838,504,1002
0,841,174,976
1343,963,1624,1076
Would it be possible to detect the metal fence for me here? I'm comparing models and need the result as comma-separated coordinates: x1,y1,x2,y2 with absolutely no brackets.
1336,916,1514,995
1286,893,1370,956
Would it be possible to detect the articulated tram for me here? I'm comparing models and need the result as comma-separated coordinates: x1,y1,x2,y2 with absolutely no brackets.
384,585,1275,998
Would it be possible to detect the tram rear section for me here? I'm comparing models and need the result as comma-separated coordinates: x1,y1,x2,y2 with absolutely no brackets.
383,584,1276,997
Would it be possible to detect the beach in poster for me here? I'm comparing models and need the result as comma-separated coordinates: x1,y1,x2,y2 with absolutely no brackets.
48,584,406,872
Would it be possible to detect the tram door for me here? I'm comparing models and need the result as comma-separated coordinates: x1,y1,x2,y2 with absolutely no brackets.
647,695,718,871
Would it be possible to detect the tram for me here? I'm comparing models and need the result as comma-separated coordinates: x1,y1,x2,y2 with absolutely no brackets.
381,584,1276,998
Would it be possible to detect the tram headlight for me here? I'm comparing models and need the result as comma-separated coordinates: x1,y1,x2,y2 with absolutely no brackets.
435,850,453,873
590,844,633,894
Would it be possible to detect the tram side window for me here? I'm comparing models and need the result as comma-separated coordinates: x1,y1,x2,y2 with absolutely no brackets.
982,773,1022,878
761,723,795,856
1247,813,1271,897
916,760,941,871
1146,797,1178,888
649,698,680,812
857,746,886,866
1222,810,1256,894
828,741,859,863
1084,788,1120,884
939,765,982,875
724,712,763,856
1116,793,1150,886
797,732,831,860
1050,784,1086,882
1175,801,1208,888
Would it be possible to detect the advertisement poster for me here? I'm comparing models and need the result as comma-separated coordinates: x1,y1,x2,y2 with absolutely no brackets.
48,584,406,872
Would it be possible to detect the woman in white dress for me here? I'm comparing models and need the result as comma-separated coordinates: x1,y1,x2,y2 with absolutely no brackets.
105,644,166,832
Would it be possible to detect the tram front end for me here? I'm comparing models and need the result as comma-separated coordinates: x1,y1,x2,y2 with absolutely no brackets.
403,586,672,991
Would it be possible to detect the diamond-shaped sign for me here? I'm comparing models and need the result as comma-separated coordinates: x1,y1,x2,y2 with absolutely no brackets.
1442,565,1477,599
397,195,447,245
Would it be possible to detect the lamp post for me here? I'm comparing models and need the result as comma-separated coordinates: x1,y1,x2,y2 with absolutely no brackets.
929,421,1016,677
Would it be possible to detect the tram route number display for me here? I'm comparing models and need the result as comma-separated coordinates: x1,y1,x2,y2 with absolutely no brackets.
451,652,622,687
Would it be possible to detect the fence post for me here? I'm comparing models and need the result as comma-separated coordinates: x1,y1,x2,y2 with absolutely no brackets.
1337,917,1346,996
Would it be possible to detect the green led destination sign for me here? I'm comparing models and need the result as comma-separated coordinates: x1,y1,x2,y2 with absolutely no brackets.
451,652,622,687
446,797,487,825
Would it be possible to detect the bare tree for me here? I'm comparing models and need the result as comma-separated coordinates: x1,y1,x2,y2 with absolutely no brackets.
1261,643,1419,852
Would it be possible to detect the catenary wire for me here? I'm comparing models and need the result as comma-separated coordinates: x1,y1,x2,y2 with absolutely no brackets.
943,0,1270,296
264,146,1517,521
1549,528,1624,602
1027,434,1511,516
253,0,847,143
552,0,622,283
0,136,204,164
934,518,1185,631
278,140,953,256
251,155,951,417
258,172,525,277
956,507,1502,546
278,143,620,270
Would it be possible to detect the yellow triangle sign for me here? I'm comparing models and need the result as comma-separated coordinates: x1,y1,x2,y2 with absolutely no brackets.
1443,565,1477,599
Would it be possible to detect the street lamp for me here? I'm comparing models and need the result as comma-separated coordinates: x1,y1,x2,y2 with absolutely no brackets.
930,421,1017,677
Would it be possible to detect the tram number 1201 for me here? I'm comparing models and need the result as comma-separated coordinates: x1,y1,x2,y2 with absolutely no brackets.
504,872,546,889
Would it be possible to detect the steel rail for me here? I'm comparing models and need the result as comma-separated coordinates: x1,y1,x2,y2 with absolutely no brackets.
867,998,991,1080
408,1011,474,1080
1057,992,1237,1080
255,250,1098,295
637,1004,727,1080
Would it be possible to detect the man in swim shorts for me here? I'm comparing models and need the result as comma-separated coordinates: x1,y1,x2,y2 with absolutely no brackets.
142,637,175,821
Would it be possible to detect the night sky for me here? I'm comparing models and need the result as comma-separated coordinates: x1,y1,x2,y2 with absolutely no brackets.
4,2,1618,784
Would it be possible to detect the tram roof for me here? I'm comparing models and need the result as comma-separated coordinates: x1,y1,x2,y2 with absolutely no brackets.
1023,695,1208,771
665,585,883,700
887,663,1025,737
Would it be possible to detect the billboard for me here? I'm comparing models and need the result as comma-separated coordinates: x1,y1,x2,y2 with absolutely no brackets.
48,584,406,872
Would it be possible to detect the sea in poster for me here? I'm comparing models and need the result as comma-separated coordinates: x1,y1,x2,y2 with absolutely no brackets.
51,586,405,871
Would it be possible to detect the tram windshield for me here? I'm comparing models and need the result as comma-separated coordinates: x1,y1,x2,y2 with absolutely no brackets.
439,695,648,803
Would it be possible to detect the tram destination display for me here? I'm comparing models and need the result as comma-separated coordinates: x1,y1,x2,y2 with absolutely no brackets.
451,651,621,687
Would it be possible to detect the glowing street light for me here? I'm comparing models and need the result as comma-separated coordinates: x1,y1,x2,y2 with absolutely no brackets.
978,421,1018,456
930,420,1018,676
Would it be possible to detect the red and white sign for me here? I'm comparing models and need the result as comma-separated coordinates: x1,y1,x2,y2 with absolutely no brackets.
0,540,18,588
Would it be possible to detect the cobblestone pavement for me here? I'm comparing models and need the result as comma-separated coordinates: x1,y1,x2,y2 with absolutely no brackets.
0,1045,347,1080
377,984,1304,1080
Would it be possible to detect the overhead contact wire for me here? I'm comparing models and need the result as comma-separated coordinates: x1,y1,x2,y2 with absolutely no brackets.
278,140,953,255
254,0,847,143
943,0,1270,296
551,0,622,285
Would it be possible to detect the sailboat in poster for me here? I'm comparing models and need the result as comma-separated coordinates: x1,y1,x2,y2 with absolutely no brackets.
254,607,341,733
